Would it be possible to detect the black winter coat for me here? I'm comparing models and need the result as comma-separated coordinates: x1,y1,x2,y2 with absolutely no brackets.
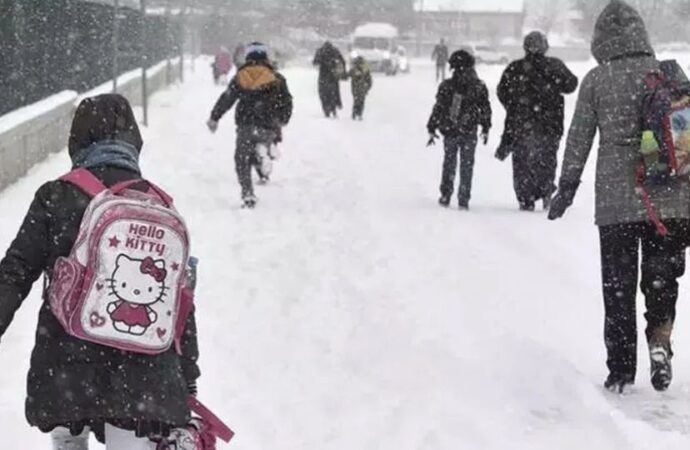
313,44,346,111
498,55,578,140
427,69,492,137
349,64,373,99
0,165,200,441
211,60,293,131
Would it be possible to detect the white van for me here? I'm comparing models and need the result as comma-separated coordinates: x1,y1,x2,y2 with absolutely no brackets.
350,23,400,76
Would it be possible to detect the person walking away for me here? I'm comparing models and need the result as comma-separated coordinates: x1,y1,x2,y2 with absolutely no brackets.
432,38,449,82
212,46,233,85
548,0,690,393
427,50,491,210
313,41,347,118
348,56,373,120
496,31,578,211
0,94,200,449
232,43,246,69
207,42,293,208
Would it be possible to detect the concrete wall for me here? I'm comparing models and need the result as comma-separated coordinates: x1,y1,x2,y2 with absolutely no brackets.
0,59,182,192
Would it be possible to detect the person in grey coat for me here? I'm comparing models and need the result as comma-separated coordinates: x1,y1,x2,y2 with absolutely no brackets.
549,0,690,393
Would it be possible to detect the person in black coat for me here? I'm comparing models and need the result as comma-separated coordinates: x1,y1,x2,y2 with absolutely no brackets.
348,56,373,120
0,94,200,446
497,31,578,211
431,38,449,82
427,50,492,210
313,41,346,118
208,42,294,208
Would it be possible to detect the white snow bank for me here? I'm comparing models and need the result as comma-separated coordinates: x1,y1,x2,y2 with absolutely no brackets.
354,23,399,38
0,91,76,137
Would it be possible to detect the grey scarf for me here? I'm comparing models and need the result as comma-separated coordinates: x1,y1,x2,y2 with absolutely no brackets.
72,140,141,175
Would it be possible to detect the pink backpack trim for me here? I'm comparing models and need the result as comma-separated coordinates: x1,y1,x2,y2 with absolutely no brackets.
60,168,107,197
61,169,174,206
188,396,235,443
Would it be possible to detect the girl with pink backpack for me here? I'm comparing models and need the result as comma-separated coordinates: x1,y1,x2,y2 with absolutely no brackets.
0,94,230,449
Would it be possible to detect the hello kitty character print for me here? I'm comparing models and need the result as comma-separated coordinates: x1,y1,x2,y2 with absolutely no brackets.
48,169,194,355
107,255,169,336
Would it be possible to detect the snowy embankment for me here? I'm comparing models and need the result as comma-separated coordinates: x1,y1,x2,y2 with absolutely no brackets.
0,58,689,449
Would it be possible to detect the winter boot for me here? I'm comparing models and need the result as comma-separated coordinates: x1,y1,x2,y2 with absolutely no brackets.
438,196,451,208
649,322,674,391
604,373,635,394
458,199,469,211
650,345,673,391
256,144,273,179
519,201,535,212
242,194,257,209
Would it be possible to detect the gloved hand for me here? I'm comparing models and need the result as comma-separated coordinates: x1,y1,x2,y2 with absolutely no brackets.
427,131,440,147
207,119,219,133
187,380,198,397
480,128,489,145
548,180,580,220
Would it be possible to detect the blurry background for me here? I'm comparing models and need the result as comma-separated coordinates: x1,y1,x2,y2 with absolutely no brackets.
2,0,690,116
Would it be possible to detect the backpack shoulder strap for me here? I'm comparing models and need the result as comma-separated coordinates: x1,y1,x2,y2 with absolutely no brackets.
59,168,107,198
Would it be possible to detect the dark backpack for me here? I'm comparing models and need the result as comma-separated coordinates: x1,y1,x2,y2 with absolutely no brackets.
637,60,690,235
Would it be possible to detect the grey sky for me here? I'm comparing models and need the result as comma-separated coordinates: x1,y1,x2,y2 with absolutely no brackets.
417,0,526,12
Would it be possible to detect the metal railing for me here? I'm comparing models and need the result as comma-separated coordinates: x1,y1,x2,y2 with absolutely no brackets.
0,0,182,118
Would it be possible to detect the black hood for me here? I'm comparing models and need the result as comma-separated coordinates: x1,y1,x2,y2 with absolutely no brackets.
68,94,143,160
591,0,654,63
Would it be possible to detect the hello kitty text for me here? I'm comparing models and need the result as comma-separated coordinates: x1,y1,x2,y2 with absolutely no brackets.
126,223,167,256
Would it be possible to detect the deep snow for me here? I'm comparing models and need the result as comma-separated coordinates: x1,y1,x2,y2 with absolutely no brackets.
0,58,690,449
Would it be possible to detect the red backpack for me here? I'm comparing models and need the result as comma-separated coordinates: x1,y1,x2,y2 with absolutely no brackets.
637,60,690,235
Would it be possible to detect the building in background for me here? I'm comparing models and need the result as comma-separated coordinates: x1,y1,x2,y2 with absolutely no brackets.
415,0,525,45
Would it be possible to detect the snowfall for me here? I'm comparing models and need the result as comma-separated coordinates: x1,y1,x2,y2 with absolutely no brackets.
1,56,690,449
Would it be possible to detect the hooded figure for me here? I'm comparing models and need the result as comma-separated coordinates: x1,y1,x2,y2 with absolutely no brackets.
313,41,347,118
0,94,200,445
427,50,492,209
212,46,233,84
431,38,450,82
348,56,373,120
549,0,690,393
208,42,294,207
497,31,578,211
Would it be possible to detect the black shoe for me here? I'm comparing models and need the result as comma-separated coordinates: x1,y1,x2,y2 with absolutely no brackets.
242,195,257,209
438,196,451,207
604,373,635,394
519,202,535,212
458,200,469,210
650,345,673,392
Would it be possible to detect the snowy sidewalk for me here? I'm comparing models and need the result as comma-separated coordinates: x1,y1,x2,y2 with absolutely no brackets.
0,60,689,449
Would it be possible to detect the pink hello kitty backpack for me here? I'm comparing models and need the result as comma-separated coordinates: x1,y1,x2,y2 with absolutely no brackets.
48,169,194,355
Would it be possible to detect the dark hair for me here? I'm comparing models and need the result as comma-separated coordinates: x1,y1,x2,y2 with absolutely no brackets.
68,94,143,157
524,31,549,56
448,50,475,71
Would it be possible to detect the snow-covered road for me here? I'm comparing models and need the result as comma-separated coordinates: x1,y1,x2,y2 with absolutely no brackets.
1,59,689,449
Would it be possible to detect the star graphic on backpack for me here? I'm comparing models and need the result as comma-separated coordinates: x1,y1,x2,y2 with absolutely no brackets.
108,236,121,248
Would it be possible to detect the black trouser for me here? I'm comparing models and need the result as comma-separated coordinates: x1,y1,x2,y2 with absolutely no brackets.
599,220,689,381
440,134,477,204
235,126,277,198
512,134,559,207
436,63,446,82
352,93,367,118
